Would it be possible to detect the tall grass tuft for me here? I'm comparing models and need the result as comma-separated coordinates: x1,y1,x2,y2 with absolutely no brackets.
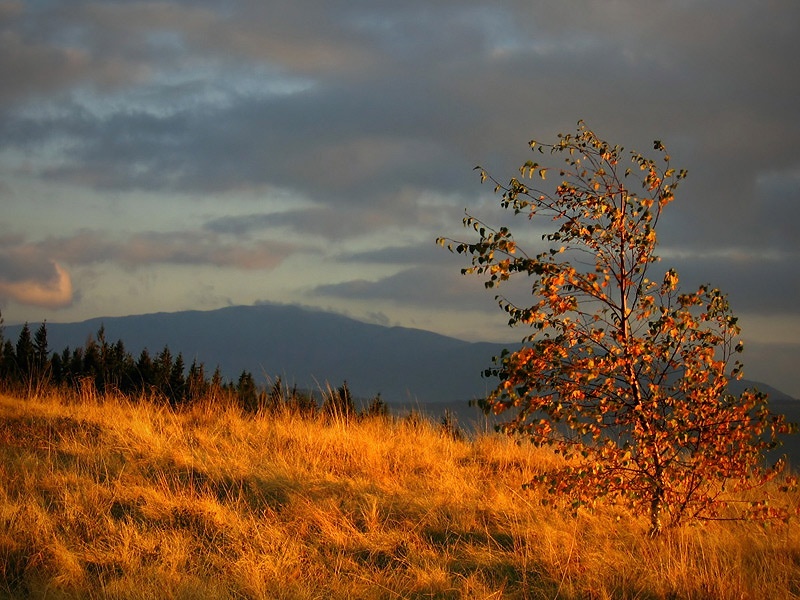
1,390,798,599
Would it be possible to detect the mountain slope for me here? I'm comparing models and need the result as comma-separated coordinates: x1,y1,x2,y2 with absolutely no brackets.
3,303,796,405
3,304,506,403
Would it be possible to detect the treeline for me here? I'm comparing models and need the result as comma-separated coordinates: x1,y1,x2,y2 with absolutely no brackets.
0,314,389,419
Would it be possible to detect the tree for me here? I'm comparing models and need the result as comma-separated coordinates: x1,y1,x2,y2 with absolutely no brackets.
15,323,34,382
323,380,355,420
0,310,7,382
31,321,51,394
365,393,389,419
186,359,208,403
209,366,225,401
265,376,286,413
32,321,48,365
438,122,795,534
168,353,187,406
0,340,14,383
236,370,259,413
82,334,101,383
50,350,64,385
68,347,84,383
135,349,155,395
154,345,173,398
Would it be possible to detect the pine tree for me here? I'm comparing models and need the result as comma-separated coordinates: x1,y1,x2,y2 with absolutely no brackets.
237,370,258,412
323,380,355,419
82,334,100,383
0,310,6,383
136,349,155,395
58,347,72,384
154,346,173,400
32,321,48,364
186,359,208,403
50,350,64,385
15,323,34,382
365,394,389,418
68,347,84,383
209,367,224,402
0,340,14,383
266,376,285,412
169,353,186,406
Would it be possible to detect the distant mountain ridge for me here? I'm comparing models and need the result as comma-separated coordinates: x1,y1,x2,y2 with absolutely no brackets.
3,304,506,404
3,303,796,405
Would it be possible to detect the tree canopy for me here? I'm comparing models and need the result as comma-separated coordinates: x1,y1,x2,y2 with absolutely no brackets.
439,122,795,533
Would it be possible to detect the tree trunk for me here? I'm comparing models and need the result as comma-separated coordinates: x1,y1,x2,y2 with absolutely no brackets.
649,486,664,536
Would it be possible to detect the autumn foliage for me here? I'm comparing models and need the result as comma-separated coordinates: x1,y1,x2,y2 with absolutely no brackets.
439,122,795,534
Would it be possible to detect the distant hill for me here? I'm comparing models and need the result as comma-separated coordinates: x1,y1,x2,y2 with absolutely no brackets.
3,303,797,407
2,303,506,404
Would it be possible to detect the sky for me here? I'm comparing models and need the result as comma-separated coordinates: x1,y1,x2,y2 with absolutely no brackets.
0,0,799,397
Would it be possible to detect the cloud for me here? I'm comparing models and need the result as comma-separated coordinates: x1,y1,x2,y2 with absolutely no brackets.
0,0,798,347
313,265,515,313
1,230,295,274
110,231,290,270
664,250,800,315
0,0,374,112
0,2,156,108
338,244,447,265
68,1,375,75
204,213,292,236
5,0,796,244
203,187,455,241
0,261,74,308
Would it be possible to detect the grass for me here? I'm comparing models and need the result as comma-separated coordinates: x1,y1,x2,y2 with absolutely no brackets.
1,390,799,599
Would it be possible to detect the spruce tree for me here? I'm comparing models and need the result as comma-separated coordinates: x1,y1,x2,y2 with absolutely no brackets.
15,323,34,381
237,370,258,412
33,321,49,374
136,349,155,394
169,353,186,406
0,341,14,383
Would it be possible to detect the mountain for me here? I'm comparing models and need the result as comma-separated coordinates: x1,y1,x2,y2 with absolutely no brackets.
5,303,798,464
2,303,507,404
3,303,797,406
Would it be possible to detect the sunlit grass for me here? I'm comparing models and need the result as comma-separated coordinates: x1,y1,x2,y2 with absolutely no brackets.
1,390,799,599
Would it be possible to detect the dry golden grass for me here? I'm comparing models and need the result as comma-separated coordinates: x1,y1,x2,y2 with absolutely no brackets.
1,390,799,599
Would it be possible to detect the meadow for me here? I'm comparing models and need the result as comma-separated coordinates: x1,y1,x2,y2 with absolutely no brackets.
1,390,799,600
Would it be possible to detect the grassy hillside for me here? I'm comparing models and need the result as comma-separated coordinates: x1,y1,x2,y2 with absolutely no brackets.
1,391,799,599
